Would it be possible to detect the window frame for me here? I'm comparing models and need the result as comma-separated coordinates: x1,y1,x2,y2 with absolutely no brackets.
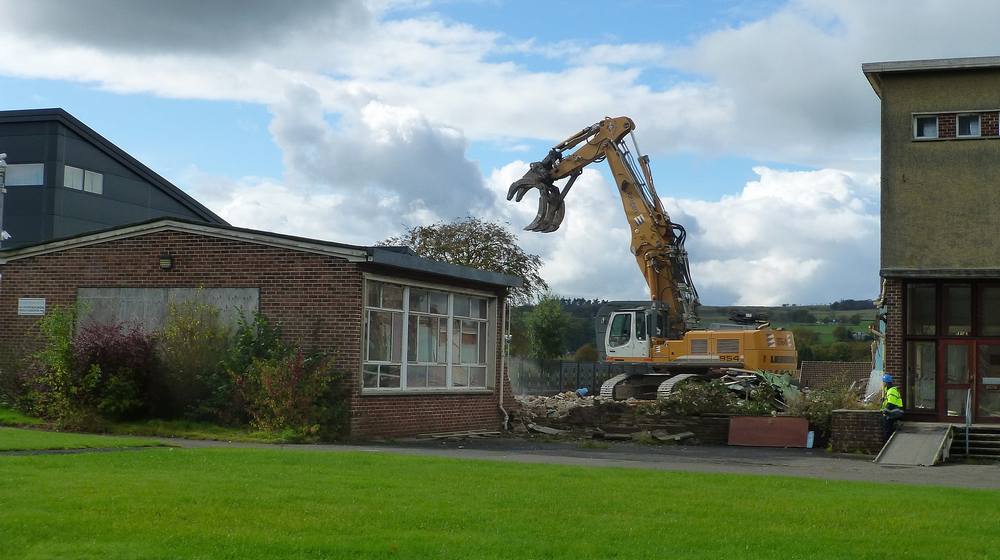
362,274,495,394
3,163,45,186
63,164,104,194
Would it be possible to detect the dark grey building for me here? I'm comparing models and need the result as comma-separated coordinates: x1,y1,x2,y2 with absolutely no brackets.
0,108,225,247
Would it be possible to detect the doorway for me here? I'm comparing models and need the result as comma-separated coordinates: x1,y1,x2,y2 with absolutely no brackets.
939,340,1000,423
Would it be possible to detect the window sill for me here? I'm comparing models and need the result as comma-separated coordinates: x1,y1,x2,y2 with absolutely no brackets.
912,135,997,142
360,388,494,397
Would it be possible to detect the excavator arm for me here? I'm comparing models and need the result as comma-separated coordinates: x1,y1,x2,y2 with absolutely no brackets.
507,116,700,338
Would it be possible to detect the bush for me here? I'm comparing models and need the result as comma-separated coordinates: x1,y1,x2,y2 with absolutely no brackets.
573,343,598,362
156,300,232,419
786,384,872,445
71,323,157,421
654,381,738,416
232,350,341,438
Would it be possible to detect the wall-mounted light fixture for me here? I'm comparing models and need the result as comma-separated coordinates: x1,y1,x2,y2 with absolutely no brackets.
159,253,174,271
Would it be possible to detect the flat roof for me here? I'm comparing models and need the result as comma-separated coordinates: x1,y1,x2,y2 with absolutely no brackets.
862,56,1000,98
0,108,227,225
0,216,522,289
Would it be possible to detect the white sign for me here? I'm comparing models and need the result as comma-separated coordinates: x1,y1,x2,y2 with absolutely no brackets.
17,298,45,316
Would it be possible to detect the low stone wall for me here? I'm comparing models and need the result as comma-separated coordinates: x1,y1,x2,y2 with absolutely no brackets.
830,409,884,454
557,404,731,445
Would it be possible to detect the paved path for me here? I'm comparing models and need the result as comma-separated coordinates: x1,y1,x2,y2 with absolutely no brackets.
160,436,1000,490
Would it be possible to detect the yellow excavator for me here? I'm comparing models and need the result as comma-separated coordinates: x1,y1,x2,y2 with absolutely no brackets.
507,116,797,399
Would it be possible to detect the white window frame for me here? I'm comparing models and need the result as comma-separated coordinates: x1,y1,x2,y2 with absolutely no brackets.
63,165,104,194
913,115,939,139
957,113,982,138
362,274,495,394
3,163,44,186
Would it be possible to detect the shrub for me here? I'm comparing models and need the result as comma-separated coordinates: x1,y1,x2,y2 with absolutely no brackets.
232,349,342,438
786,383,871,445
573,343,598,362
21,305,83,426
71,323,157,421
156,300,232,419
654,381,738,416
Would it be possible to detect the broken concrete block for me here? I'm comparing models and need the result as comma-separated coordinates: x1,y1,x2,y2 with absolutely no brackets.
527,423,568,436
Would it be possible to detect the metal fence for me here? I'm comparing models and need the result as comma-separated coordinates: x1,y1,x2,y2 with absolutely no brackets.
507,357,655,396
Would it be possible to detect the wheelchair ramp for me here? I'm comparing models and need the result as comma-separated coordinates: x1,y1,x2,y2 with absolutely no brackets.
875,424,953,466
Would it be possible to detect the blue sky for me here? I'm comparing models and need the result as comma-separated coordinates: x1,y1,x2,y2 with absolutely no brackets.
2,0,995,304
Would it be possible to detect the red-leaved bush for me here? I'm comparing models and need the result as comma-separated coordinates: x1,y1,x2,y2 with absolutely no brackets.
232,350,334,435
71,322,157,420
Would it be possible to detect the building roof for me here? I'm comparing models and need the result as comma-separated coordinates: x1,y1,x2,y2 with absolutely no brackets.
798,361,873,391
0,108,226,226
0,216,523,289
862,56,1000,98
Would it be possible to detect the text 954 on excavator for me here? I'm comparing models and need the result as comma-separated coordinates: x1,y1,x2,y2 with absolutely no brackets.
507,116,797,400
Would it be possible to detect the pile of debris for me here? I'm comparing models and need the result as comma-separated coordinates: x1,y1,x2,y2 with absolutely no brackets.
515,391,600,421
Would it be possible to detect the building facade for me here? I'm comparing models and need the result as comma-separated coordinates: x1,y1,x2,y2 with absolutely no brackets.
0,218,519,438
864,57,1000,423
0,108,225,248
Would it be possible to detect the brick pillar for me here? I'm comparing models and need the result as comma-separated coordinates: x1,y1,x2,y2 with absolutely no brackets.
883,278,904,386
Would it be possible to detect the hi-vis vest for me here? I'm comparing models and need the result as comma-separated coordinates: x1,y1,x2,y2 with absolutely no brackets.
882,386,903,410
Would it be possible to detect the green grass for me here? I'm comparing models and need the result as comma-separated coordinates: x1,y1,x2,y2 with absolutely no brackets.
104,418,289,443
1,447,997,559
0,405,44,427
0,427,163,451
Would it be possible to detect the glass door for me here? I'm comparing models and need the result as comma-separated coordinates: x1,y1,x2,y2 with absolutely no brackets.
939,341,974,421
976,343,1000,422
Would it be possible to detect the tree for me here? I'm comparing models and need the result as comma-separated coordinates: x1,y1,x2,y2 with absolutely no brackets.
832,325,851,342
379,217,547,305
525,295,570,361
573,343,598,362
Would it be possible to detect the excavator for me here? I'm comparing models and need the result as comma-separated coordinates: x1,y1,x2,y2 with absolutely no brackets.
507,116,797,400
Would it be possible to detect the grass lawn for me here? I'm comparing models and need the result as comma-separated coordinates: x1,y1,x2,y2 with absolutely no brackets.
105,418,289,443
0,427,163,451
1,447,997,559
0,405,44,427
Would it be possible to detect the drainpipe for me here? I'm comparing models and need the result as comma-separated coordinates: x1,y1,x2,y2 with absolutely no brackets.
0,153,8,248
498,293,510,430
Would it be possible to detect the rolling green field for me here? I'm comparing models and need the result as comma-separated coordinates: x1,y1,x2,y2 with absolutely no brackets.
0,427,163,451
1,432,997,559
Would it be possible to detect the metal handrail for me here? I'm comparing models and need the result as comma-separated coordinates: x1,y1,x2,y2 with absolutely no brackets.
965,387,972,456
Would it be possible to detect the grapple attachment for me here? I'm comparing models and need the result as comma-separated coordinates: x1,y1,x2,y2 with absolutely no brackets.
506,150,572,233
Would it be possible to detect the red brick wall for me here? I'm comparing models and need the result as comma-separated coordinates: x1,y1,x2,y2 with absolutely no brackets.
883,278,903,387
937,113,956,138
830,409,884,454
0,227,512,439
982,112,999,136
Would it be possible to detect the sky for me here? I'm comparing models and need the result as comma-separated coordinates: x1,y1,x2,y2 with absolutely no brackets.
2,0,999,305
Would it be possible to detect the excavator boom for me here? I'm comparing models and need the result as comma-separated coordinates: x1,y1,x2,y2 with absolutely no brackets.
507,116,700,335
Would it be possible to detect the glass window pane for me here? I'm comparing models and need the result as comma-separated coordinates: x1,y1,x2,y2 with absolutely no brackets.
453,366,469,387
977,345,1000,419
407,316,417,362
367,311,392,361
429,291,448,315
942,284,971,336
409,289,429,313
906,341,936,410
469,366,486,387
980,286,1000,336
479,322,487,364
418,316,435,362
366,280,380,308
380,365,400,388
64,165,84,189
382,284,404,310
945,389,968,417
635,311,647,341
4,163,44,186
437,320,448,364
915,116,937,138
408,365,428,388
945,344,970,384
469,298,486,318
391,312,403,363
461,320,478,363
958,114,980,137
453,295,470,318
452,319,461,364
906,284,936,336
609,313,631,347
428,366,447,387
363,364,379,388
84,170,103,194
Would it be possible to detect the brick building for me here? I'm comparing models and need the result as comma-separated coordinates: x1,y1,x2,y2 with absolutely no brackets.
863,56,1000,423
0,218,520,439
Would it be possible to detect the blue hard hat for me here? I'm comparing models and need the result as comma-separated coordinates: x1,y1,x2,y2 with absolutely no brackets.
882,374,893,383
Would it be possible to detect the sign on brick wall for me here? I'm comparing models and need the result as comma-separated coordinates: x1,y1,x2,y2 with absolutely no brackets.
17,298,46,316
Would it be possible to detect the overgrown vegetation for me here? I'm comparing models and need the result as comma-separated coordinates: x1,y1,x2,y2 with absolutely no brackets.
2,303,347,441
787,382,876,445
